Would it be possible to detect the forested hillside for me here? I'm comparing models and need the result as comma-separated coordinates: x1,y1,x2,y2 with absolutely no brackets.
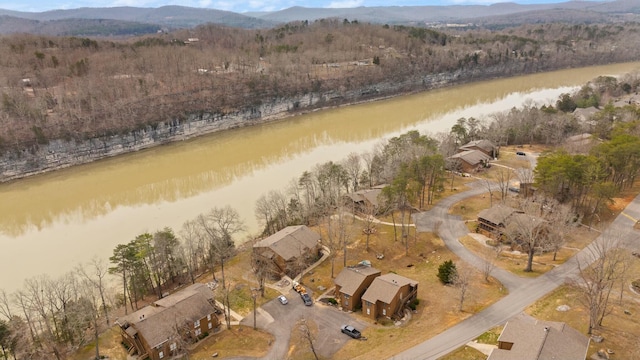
1,20,640,154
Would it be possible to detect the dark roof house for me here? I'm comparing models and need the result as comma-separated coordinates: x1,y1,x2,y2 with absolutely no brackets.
488,316,589,360
334,264,381,312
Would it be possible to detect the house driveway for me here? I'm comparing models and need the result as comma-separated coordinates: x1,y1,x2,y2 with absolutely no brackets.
231,286,368,360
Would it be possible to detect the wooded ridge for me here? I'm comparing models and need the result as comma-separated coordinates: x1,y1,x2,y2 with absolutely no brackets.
1,20,640,181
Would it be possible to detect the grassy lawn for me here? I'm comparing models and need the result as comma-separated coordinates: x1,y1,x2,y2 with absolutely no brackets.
190,325,273,359
526,253,640,359
305,218,506,360
440,345,488,360
68,327,129,360
286,318,325,360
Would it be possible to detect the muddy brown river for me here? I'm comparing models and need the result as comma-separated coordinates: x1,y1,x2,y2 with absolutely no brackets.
2,62,639,293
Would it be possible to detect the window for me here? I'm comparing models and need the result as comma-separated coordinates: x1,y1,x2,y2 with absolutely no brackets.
195,328,202,337
194,320,200,328
159,351,164,359
170,343,177,351
382,309,386,316
208,322,212,329
366,308,370,315
207,314,211,321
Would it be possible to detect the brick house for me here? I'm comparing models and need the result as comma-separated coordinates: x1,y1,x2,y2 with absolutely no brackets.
334,264,381,312
477,204,523,236
252,225,322,278
361,273,418,320
116,283,221,360
488,316,589,360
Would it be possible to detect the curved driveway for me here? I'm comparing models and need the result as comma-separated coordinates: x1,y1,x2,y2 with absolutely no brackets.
393,181,640,360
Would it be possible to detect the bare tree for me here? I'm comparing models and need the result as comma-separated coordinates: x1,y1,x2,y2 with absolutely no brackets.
479,245,497,283
299,317,319,360
179,219,204,284
361,201,378,252
454,264,472,312
571,231,627,334
324,209,350,277
343,152,361,193
493,167,513,203
76,256,110,325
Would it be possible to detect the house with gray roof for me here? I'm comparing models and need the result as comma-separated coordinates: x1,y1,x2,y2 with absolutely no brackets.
116,283,220,360
361,273,418,320
477,205,523,235
252,225,322,278
488,316,589,360
344,184,386,212
459,139,498,158
448,149,492,173
334,264,381,312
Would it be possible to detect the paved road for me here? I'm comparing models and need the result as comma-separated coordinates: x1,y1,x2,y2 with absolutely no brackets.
394,181,640,360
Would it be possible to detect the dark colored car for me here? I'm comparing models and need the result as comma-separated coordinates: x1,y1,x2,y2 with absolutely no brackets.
341,324,362,339
301,293,313,306
516,151,526,156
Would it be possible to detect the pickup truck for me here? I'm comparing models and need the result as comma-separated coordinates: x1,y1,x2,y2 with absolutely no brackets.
340,324,362,339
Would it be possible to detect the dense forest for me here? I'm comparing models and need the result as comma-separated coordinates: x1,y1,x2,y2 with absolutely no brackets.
1,20,640,154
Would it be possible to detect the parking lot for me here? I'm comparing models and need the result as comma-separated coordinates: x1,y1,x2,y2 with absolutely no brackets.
240,286,369,359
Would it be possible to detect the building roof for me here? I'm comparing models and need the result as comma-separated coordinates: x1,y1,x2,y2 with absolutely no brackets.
117,283,217,349
334,265,381,296
459,139,496,154
253,225,320,261
477,205,522,226
449,149,491,166
345,187,384,207
488,317,589,360
361,273,418,304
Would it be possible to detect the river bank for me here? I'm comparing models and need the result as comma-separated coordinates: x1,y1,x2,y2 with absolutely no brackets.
0,60,633,183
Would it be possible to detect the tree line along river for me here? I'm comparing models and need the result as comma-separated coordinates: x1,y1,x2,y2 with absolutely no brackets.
1,62,640,293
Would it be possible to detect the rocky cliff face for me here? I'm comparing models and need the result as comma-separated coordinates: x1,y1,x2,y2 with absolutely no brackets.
0,63,533,182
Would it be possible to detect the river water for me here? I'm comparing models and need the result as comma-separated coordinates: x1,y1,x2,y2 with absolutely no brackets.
2,62,639,293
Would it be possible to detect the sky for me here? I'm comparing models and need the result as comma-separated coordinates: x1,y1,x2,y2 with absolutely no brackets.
0,0,605,14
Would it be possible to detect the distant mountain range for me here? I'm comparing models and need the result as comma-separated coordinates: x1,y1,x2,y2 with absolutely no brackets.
1,0,638,36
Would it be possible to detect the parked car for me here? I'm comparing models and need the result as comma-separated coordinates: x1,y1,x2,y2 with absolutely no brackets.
277,295,288,305
341,324,362,339
516,151,526,156
301,293,313,306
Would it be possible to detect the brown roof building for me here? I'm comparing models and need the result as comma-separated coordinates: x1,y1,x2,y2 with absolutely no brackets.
253,225,322,278
361,273,418,320
448,149,492,173
334,264,381,312
116,283,220,360
488,316,589,360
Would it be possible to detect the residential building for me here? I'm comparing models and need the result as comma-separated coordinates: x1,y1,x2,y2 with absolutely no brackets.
448,149,492,173
477,205,523,235
344,185,386,213
361,273,418,320
459,139,498,158
252,225,322,278
334,264,381,312
488,316,589,360
116,283,221,360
